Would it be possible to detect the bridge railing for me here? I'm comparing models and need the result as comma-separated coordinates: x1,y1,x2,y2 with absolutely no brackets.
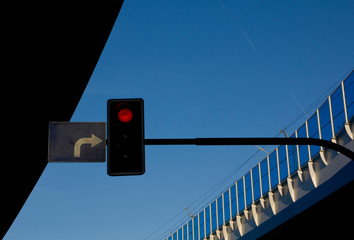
166,71,353,240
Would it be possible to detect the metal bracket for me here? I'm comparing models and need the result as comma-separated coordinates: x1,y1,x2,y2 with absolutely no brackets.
345,123,353,140
287,177,296,202
268,191,277,215
236,215,244,236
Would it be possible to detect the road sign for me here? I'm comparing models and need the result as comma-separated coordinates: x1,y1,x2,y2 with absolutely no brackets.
48,122,106,162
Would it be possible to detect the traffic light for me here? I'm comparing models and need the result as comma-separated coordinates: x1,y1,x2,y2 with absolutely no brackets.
107,99,145,176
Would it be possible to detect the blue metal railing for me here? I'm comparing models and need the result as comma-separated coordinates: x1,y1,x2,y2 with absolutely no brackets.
166,71,354,240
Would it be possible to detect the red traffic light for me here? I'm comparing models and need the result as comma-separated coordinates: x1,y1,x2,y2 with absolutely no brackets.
107,98,145,176
118,108,133,122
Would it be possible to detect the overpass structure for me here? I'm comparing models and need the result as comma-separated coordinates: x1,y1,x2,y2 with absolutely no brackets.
165,71,354,240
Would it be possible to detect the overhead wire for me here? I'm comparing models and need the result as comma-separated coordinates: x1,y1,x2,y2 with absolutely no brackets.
147,68,354,240
277,68,353,136
150,148,265,240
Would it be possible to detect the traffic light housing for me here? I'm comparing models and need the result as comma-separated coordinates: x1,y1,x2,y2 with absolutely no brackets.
107,99,145,176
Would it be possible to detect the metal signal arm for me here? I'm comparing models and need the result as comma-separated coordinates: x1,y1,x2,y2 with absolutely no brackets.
144,137,354,160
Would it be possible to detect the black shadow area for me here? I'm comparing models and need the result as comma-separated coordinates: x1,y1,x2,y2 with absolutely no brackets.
2,2,124,238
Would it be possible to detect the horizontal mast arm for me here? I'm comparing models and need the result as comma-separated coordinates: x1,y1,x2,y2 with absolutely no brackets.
144,137,354,160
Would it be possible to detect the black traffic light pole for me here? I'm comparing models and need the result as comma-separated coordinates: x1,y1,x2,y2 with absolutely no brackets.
144,137,354,160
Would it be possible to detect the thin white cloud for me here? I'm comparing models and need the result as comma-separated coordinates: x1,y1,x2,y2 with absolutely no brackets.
217,0,260,56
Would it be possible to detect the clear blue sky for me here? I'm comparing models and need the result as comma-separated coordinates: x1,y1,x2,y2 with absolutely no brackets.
5,0,354,239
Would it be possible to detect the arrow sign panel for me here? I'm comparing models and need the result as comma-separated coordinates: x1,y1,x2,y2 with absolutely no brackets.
48,122,106,162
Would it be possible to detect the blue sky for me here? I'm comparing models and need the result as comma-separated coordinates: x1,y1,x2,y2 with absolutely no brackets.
5,0,354,239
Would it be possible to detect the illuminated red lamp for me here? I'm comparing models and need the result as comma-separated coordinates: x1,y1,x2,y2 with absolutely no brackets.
118,108,133,123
